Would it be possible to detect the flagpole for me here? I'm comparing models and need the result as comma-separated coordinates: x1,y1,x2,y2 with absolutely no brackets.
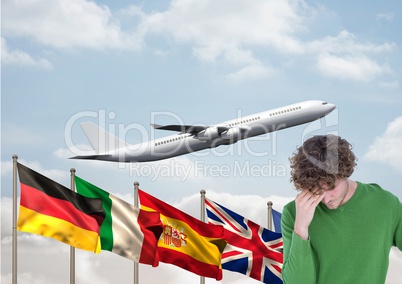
70,168,76,284
200,190,206,284
12,155,18,284
267,201,273,231
134,181,139,284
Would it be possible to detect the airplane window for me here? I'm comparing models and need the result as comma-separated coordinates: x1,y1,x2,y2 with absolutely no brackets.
322,102,328,105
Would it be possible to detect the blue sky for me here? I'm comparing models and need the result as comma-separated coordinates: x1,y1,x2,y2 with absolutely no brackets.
1,0,402,283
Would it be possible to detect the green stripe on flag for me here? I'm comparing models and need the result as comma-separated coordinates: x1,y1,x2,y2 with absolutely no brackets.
75,176,114,251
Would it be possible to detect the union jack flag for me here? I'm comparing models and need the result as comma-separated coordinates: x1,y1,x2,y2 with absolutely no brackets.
205,198,283,284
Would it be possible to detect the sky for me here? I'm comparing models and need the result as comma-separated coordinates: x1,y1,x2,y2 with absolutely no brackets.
1,0,402,283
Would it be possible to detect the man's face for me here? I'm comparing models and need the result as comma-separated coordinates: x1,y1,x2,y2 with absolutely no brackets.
316,179,349,210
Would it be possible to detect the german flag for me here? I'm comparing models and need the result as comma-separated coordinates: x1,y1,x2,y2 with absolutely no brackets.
17,163,105,253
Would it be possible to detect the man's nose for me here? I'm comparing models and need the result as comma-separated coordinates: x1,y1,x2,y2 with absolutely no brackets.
322,193,331,203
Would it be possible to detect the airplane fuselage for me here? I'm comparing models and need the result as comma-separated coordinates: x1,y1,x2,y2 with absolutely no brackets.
71,100,335,163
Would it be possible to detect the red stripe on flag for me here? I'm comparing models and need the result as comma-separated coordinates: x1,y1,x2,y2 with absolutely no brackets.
222,250,243,258
137,209,163,266
139,190,223,238
205,199,242,233
158,248,223,280
20,183,100,233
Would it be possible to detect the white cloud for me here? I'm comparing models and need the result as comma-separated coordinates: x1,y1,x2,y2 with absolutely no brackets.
138,0,308,80
1,272,48,284
175,190,291,226
365,117,402,172
307,30,395,81
2,0,142,51
308,30,395,55
315,53,391,82
53,144,96,159
1,38,53,69
2,0,396,82
387,247,402,284
227,64,276,82
1,122,52,149
1,159,66,182
138,2,395,82
376,12,394,22
140,0,307,48
378,80,399,90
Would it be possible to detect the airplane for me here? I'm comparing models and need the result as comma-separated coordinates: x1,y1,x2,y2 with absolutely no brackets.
70,100,336,163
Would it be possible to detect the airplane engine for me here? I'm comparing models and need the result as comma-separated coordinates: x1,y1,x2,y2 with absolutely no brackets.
196,127,220,141
220,127,242,141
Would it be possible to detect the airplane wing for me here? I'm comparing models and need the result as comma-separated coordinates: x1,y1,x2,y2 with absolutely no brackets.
151,124,229,135
70,154,113,160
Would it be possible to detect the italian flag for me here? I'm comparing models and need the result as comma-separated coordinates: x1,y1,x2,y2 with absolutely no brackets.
75,176,163,266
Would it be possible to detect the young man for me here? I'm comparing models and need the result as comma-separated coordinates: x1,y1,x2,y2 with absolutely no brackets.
281,135,402,284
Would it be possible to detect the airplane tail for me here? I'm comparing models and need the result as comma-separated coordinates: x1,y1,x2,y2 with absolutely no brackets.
80,122,127,154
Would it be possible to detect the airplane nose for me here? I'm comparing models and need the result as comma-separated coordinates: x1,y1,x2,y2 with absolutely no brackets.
322,102,336,114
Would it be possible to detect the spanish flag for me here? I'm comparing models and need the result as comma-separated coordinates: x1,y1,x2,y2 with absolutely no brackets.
138,189,227,280
17,163,105,253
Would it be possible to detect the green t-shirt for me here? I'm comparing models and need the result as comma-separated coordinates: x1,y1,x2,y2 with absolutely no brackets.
281,182,402,284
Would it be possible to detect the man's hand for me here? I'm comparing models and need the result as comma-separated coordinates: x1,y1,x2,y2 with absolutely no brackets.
294,190,325,240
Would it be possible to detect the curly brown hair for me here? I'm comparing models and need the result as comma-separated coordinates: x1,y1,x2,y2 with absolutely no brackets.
289,135,357,192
